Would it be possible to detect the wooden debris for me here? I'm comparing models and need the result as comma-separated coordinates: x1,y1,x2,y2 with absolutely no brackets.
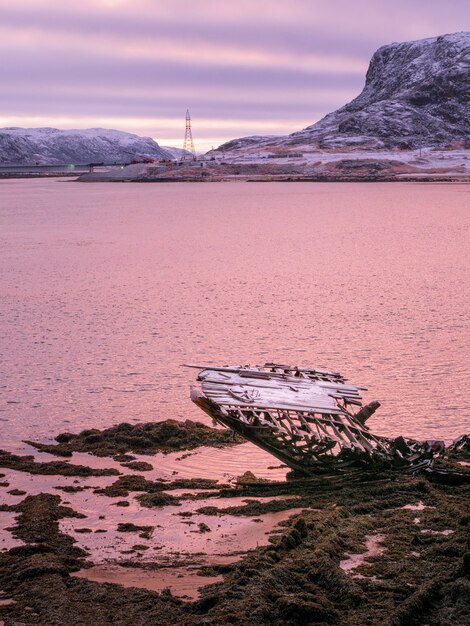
187,363,455,476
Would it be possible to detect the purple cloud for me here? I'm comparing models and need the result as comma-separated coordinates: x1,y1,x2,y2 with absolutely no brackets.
0,0,468,150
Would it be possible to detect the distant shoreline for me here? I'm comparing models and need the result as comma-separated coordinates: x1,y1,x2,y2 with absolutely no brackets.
2,172,469,183
0,172,79,179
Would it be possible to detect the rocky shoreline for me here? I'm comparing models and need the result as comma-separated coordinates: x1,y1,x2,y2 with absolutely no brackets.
75,147,470,184
1,421,469,625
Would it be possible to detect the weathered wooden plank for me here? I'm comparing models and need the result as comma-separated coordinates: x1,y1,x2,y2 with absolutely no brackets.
189,363,441,474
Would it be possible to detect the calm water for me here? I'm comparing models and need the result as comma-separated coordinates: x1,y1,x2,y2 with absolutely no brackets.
1,179,469,451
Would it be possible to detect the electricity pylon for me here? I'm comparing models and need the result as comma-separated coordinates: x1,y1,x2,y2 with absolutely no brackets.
183,109,196,159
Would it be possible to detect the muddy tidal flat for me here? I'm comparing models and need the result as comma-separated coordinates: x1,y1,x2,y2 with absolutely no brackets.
0,179,469,624
0,420,469,626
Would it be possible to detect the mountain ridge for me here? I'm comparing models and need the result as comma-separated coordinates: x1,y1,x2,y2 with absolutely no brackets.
211,31,470,156
0,127,173,165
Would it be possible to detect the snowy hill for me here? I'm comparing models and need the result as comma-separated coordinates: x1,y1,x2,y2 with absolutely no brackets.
161,146,193,159
210,32,470,156
0,127,173,165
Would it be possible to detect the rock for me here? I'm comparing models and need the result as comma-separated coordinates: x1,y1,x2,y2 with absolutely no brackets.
198,523,211,533
236,471,258,484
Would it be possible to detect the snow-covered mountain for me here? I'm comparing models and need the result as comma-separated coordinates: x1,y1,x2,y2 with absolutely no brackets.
211,32,470,156
161,146,192,159
0,127,173,165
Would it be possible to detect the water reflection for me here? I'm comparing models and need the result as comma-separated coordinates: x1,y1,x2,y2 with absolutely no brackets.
1,180,468,456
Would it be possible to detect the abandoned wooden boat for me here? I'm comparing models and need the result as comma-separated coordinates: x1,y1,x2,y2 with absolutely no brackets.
187,363,445,475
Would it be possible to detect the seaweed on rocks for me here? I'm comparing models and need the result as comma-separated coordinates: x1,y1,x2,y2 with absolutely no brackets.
54,485,90,493
0,478,469,625
120,461,153,471
0,449,120,477
2,420,469,625
98,474,223,507
24,441,73,457
135,492,180,508
0,497,187,625
188,479,470,625
196,498,306,517
94,474,222,498
112,454,136,462
1,493,88,579
28,419,244,458
116,523,154,539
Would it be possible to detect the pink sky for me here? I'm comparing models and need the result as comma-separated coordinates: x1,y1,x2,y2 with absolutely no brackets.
0,0,468,151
